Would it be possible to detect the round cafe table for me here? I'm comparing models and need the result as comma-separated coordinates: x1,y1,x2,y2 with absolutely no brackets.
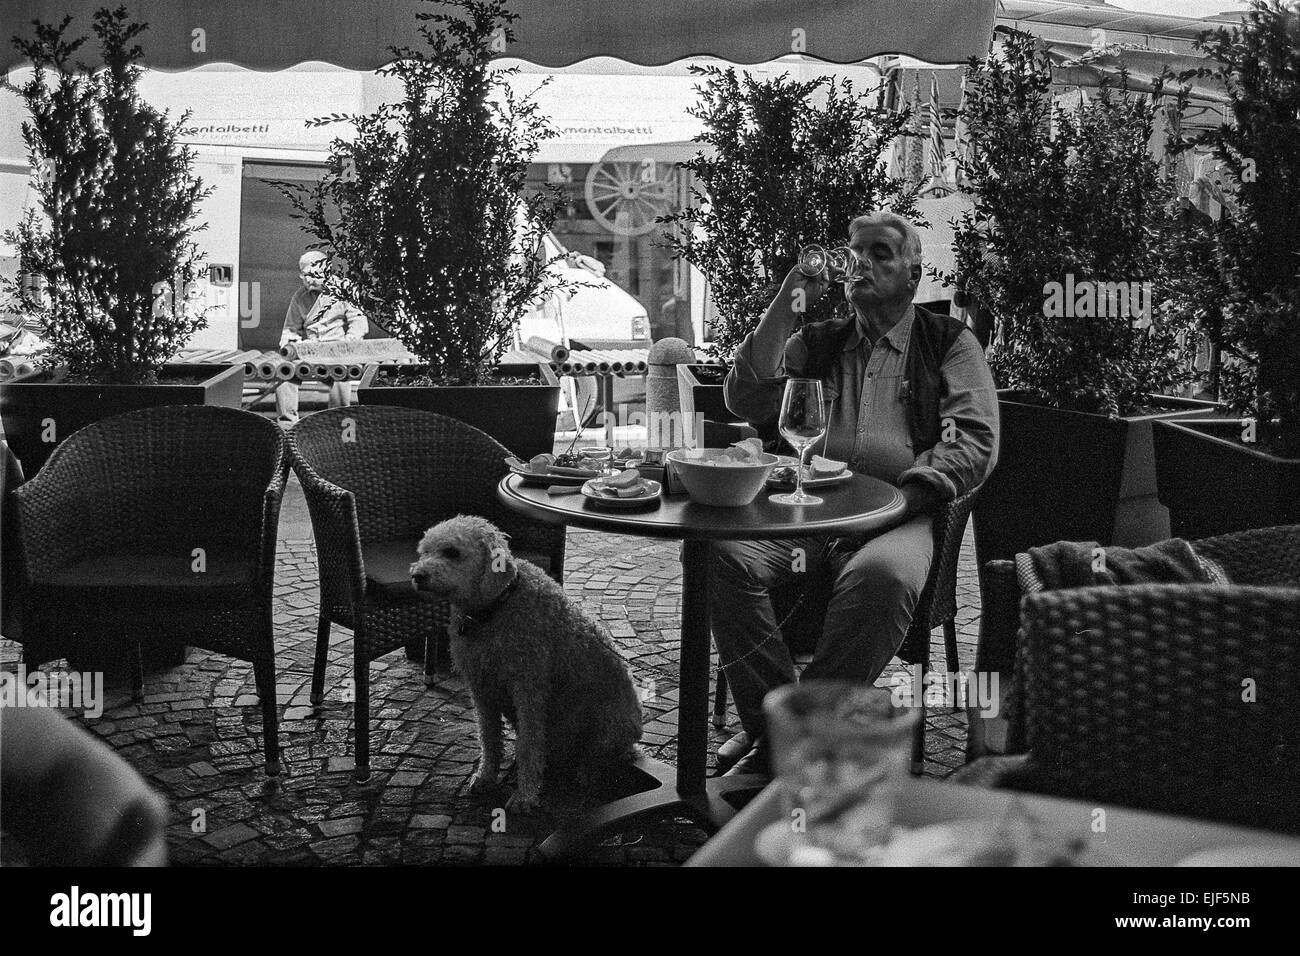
497,471,908,859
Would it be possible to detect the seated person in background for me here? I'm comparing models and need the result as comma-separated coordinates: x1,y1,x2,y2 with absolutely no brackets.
276,250,369,425
711,211,1000,776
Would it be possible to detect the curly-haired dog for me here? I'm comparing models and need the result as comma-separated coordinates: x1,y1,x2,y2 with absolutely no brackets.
410,515,643,813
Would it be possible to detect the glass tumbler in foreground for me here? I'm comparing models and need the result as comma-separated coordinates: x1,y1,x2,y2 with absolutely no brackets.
765,680,919,865
580,444,615,477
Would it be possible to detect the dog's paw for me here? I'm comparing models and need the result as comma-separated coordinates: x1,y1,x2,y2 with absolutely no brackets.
469,772,500,795
505,790,541,814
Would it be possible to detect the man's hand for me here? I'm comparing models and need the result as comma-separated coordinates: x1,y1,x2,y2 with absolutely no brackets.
738,263,836,392
752,265,832,353
778,264,832,317
900,480,942,517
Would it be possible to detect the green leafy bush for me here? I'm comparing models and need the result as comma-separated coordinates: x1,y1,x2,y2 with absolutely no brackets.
947,30,1197,417
662,67,917,361
1186,0,1300,456
3,6,211,384
280,0,565,386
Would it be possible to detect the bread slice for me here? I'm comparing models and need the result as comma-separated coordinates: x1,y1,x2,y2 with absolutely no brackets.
810,455,847,478
605,468,643,489
528,453,556,474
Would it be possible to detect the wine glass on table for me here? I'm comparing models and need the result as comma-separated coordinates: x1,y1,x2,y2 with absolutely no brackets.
770,377,827,506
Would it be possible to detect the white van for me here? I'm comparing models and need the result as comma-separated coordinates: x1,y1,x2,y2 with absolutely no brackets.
517,232,649,352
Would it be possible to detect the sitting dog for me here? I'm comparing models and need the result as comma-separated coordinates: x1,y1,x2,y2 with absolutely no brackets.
410,515,642,812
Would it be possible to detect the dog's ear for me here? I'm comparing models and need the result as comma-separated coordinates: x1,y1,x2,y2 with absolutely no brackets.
477,524,517,605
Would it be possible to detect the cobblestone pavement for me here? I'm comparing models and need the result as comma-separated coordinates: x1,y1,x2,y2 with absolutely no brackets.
1,473,982,866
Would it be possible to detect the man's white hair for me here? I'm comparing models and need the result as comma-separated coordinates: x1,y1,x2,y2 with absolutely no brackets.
299,250,328,272
848,211,923,270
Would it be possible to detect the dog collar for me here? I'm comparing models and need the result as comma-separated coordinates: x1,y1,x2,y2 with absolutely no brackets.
456,576,519,636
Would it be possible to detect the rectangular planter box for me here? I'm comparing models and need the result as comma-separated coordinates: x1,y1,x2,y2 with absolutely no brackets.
0,363,244,477
674,362,744,448
357,362,560,461
1154,418,1300,540
675,363,737,429
973,391,1219,568
662,362,735,449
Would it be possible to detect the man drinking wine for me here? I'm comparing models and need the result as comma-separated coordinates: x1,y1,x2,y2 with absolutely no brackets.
710,211,1000,777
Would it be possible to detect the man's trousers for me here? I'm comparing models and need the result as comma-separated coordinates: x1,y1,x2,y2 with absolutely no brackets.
708,514,934,737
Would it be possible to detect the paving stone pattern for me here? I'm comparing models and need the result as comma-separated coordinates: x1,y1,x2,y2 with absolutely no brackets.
1,475,982,866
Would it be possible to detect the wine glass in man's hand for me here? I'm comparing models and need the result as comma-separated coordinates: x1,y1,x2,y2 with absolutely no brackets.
771,377,827,506
784,252,832,311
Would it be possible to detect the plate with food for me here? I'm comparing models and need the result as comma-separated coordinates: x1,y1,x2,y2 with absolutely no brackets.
505,454,602,487
612,446,646,469
581,470,662,509
767,455,852,490
754,800,1130,867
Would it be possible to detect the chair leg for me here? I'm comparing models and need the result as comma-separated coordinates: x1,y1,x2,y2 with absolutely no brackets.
429,625,450,677
131,643,145,702
354,645,371,783
310,613,330,706
943,619,961,712
910,659,928,775
713,667,729,729
424,629,438,687
254,653,282,777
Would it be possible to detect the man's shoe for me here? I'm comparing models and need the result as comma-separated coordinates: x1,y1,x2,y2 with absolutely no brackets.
714,730,752,774
723,737,772,779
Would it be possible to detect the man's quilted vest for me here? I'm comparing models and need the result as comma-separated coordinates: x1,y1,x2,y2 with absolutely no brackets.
791,305,968,455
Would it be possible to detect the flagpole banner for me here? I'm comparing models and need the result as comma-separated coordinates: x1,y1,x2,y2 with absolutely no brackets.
907,74,925,187
1,0,997,72
953,69,970,167
927,73,945,184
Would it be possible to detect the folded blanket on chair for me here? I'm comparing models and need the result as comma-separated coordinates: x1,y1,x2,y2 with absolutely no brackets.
1017,538,1231,594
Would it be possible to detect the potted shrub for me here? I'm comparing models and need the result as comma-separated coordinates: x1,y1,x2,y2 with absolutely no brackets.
0,8,239,476
1153,0,1300,538
662,66,915,434
279,0,564,460
949,30,1215,567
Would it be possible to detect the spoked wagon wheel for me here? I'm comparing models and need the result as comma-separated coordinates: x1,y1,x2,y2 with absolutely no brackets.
585,161,676,237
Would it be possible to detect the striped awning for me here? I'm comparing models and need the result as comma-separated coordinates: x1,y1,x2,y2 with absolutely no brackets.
1,0,998,72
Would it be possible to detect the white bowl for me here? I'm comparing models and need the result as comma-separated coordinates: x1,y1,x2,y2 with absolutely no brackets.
667,448,779,507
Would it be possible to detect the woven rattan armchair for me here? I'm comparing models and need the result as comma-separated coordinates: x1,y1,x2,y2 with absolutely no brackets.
960,524,1300,833
11,405,288,776
285,406,566,782
712,483,982,774
1,440,25,640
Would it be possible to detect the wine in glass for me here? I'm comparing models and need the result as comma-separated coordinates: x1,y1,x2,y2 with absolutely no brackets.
771,378,827,506
798,245,863,285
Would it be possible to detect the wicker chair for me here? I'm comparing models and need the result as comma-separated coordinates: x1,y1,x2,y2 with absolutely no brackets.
11,405,288,776
960,524,1300,833
713,483,982,774
1,440,25,640
285,406,566,782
